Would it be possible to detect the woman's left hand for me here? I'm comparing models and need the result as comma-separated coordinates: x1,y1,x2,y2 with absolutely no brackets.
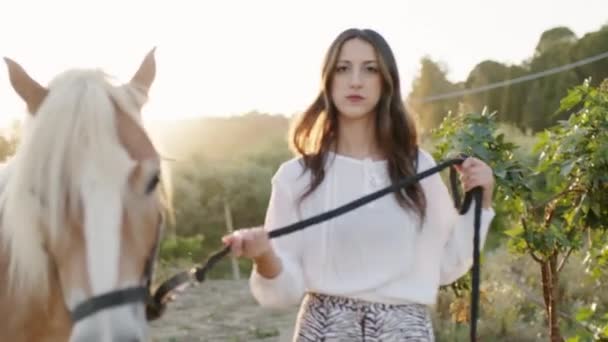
455,157,495,209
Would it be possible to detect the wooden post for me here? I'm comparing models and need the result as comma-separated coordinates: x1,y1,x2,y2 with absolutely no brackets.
223,197,241,280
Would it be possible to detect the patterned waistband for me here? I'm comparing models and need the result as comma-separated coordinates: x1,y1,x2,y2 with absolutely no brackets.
306,292,428,312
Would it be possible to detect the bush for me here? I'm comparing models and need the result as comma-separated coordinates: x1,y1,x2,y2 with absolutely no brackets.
432,244,608,341
159,234,205,261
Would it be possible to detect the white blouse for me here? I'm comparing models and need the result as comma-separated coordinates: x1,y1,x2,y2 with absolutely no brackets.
249,149,495,308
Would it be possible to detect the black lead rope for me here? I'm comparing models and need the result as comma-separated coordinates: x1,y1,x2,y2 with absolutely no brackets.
451,163,483,342
69,155,483,342
147,155,484,342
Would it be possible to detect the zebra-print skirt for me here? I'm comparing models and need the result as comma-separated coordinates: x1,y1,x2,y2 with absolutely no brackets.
292,293,435,342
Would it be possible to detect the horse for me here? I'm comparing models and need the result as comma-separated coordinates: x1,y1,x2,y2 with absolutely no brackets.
0,49,169,341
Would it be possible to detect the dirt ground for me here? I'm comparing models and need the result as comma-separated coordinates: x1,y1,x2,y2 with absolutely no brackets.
150,279,299,342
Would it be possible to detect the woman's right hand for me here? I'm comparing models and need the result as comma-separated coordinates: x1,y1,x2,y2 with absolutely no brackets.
222,227,274,260
223,227,283,279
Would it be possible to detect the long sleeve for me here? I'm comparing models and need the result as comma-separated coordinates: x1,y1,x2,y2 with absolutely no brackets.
249,167,307,308
438,202,495,285
419,150,495,285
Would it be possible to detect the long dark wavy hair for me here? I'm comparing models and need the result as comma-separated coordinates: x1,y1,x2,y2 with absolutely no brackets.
289,28,426,219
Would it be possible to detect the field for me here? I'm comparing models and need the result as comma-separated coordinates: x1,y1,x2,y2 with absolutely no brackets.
150,279,298,342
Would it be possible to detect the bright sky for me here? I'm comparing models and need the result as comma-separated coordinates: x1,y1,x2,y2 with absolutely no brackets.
1,0,607,128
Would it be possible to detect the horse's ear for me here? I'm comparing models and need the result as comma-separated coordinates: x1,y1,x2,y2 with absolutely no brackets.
3,57,48,115
130,47,156,95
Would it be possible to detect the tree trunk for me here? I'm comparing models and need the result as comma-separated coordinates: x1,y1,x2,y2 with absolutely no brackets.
549,254,562,342
540,255,564,342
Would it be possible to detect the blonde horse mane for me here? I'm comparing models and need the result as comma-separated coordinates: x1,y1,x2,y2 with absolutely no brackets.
0,68,169,300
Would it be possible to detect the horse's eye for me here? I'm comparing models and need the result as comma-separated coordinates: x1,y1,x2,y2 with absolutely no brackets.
146,172,160,194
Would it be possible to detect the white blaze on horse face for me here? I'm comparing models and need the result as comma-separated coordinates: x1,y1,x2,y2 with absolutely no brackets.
80,153,134,297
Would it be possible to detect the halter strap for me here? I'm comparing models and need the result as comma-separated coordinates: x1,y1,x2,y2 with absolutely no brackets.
69,219,163,323
70,286,149,322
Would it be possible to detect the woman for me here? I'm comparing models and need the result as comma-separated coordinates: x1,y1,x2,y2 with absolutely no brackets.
222,28,495,341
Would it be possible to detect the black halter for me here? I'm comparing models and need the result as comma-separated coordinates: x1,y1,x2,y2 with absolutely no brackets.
69,154,485,342
69,221,163,323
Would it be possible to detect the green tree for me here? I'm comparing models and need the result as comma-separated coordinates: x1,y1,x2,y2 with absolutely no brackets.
572,25,608,87
165,136,292,277
463,61,529,128
522,30,580,131
432,80,608,341
534,27,577,56
407,24,608,134
408,57,462,133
